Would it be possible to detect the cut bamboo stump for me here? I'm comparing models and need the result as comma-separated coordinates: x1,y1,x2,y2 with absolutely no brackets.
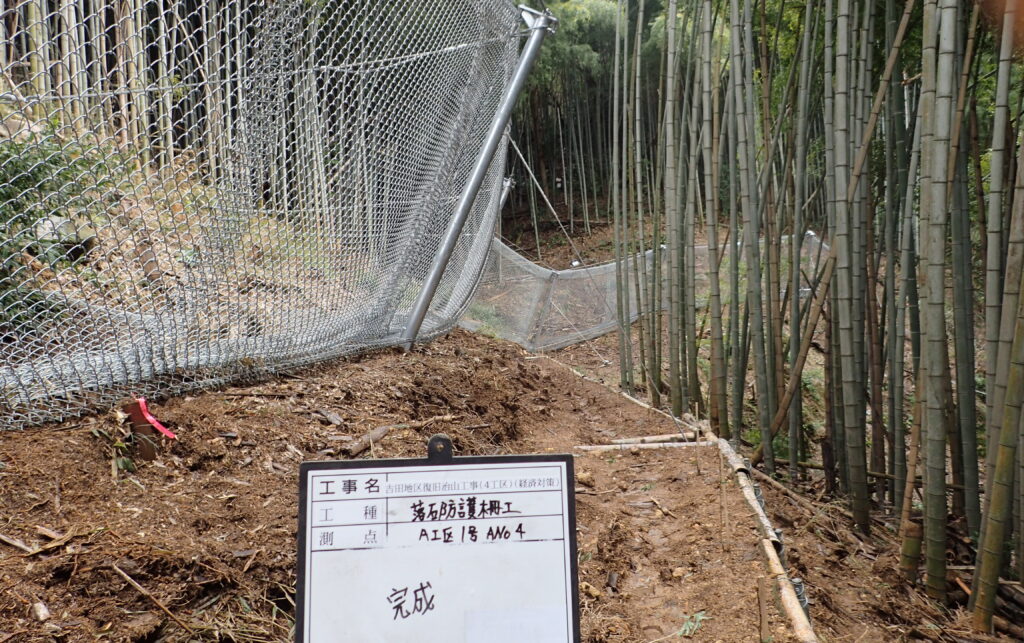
757,576,771,643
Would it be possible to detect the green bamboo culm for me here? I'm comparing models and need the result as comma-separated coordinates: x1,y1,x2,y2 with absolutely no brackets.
972,220,1024,630
972,129,1024,630
509,0,1024,632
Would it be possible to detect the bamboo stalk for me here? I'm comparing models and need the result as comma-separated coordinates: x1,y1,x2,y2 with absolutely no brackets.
730,0,773,473
611,0,631,393
25,0,47,120
788,0,815,483
981,0,1017,538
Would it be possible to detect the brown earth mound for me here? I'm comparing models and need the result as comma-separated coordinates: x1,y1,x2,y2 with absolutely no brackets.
2,329,794,641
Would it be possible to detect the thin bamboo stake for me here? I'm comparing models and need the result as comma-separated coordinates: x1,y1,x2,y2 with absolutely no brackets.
788,0,815,483
611,0,631,392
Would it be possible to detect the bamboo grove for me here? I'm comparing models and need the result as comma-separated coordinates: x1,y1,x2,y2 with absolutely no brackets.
4,0,1024,634
0,0,414,220
513,0,1024,632
1,0,251,176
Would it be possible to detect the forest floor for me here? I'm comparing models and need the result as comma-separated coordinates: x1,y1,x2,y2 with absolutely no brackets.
555,323,1020,643
520,208,1024,638
1,330,800,642
499,206,1020,642
500,208,619,270
0,206,1017,642
0,328,1013,642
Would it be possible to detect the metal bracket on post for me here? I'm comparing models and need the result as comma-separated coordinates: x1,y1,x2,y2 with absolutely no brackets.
494,176,515,244
496,176,515,281
499,176,516,210
400,6,556,351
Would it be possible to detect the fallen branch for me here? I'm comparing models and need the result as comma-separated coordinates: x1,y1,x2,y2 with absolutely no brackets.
221,392,292,399
779,460,965,490
22,526,80,556
948,565,1023,587
111,563,195,635
574,488,618,496
749,469,822,517
648,496,677,519
750,469,897,545
0,533,34,553
344,414,455,457
574,442,717,452
242,548,262,573
610,433,696,444
994,616,1024,640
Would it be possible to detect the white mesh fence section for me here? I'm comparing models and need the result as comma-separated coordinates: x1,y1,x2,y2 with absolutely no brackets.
461,232,830,352
0,0,521,429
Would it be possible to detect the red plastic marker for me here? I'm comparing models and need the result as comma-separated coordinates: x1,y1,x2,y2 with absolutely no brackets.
132,397,177,440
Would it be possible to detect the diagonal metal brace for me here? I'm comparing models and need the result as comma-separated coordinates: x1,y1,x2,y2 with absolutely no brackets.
400,5,556,350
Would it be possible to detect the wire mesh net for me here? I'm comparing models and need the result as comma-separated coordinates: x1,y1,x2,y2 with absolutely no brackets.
1,0,521,429
462,232,829,352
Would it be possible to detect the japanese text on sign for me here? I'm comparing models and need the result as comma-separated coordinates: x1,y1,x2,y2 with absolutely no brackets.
299,459,577,642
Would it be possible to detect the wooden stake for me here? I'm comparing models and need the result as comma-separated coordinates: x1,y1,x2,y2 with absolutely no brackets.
757,576,771,643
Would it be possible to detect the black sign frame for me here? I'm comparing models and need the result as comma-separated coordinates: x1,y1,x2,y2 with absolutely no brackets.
296,436,579,642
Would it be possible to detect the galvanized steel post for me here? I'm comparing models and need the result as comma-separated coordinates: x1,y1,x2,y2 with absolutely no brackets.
400,6,555,350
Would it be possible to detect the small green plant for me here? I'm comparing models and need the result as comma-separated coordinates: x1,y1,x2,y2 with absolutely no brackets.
1,132,118,337
90,427,137,474
676,611,709,636
0,135,110,228
650,611,710,641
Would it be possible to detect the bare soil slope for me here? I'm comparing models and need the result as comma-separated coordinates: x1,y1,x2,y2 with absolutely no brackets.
1,330,791,642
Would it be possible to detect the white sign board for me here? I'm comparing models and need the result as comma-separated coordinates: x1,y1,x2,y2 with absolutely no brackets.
297,446,578,642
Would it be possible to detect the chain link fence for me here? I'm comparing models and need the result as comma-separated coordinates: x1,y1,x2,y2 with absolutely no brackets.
1,0,522,429
462,233,829,352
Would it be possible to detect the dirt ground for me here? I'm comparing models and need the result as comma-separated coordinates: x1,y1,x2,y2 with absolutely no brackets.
500,212,618,271
491,200,1023,643
549,334,1020,642
1,329,799,642
573,446,795,643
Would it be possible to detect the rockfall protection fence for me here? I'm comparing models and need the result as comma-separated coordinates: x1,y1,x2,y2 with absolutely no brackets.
461,232,829,352
1,0,534,429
